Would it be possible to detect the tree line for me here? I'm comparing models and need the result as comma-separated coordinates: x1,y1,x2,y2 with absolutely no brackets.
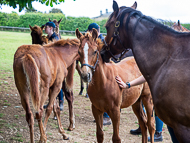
0,12,107,33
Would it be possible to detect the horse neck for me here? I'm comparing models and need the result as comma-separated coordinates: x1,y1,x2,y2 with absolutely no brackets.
91,54,108,85
56,45,79,68
128,18,173,82
32,34,44,45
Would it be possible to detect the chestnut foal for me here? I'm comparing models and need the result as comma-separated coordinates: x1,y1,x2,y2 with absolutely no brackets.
13,39,80,143
29,24,76,131
76,28,155,143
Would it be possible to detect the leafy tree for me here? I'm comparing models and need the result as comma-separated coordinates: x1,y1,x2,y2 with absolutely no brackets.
49,8,63,14
0,0,75,12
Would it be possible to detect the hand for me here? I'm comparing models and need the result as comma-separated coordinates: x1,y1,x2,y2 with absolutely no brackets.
115,76,127,89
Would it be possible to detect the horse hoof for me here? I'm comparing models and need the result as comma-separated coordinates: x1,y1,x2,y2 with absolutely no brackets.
79,91,83,95
67,127,74,131
64,137,69,140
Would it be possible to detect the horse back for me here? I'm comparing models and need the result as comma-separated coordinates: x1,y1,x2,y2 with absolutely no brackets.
14,45,67,87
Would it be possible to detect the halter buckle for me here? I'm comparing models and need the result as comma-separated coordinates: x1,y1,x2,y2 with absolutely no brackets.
115,21,120,27
114,31,119,36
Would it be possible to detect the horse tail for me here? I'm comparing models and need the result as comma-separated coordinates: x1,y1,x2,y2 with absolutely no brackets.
22,54,40,111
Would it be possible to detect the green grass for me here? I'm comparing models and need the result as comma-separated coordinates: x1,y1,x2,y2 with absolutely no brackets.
0,31,76,71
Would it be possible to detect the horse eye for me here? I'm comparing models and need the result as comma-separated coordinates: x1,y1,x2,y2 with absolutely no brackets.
94,50,97,54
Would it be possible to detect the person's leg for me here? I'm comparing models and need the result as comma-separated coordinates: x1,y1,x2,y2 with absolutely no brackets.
58,89,64,111
155,115,163,132
167,126,179,143
103,112,111,125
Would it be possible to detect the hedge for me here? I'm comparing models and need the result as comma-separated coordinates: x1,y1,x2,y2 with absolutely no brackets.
0,12,107,33
0,12,189,33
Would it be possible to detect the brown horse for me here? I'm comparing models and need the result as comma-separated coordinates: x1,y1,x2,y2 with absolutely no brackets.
49,18,62,39
29,25,48,45
171,20,190,32
13,39,80,143
29,24,76,131
30,23,88,97
102,1,190,142
76,28,155,143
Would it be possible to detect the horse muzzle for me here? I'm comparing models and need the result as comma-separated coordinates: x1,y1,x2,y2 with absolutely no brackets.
81,72,92,83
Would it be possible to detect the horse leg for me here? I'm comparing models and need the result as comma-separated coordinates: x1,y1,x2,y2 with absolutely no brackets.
62,80,75,131
15,76,35,143
85,83,89,97
141,90,155,143
64,62,75,130
20,92,35,143
43,82,69,140
132,97,148,143
79,78,84,95
34,86,50,143
76,60,84,95
109,108,121,143
92,104,104,143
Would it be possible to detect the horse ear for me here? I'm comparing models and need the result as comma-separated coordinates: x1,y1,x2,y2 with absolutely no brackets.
131,1,137,9
41,25,45,30
58,18,63,24
75,28,83,39
178,20,180,26
29,25,33,30
113,0,119,12
49,18,51,22
92,28,98,41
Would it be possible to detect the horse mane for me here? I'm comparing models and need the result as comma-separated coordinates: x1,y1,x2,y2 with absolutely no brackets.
106,6,190,36
44,38,80,48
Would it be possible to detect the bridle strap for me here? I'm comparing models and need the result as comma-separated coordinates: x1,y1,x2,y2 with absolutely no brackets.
81,51,99,72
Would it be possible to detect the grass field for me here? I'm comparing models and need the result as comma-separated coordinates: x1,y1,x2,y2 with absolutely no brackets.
0,31,76,71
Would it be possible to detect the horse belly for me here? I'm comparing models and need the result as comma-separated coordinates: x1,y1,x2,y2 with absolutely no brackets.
121,85,143,108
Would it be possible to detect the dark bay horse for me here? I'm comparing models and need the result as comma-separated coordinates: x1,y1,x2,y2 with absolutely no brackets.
171,20,190,32
13,39,80,143
102,1,190,142
29,24,76,131
76,28,155,143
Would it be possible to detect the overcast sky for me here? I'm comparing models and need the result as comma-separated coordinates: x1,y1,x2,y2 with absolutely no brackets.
0,0,190,23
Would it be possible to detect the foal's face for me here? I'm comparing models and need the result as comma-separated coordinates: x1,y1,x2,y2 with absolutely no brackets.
78,37,98,83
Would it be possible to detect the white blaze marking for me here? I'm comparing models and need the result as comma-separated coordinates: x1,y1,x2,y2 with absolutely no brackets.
84,42,89,71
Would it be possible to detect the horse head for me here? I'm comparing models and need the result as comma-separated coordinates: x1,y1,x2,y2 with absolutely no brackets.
171,20,190,32
76,28,100,83
29,24,46,44
101,1,137,62
29,24,48,45
49,18,63,37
